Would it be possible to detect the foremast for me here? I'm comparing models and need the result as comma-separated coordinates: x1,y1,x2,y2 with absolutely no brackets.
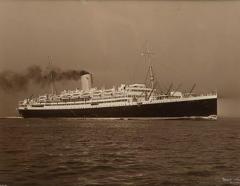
141,43,155,99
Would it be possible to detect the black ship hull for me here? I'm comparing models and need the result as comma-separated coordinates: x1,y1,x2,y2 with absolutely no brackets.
18,98,217,119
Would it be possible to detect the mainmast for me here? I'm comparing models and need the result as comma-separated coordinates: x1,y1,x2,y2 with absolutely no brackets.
47,56,56,95
141,43,155,89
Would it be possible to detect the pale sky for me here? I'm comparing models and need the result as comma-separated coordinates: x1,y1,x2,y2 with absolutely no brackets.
0,0,240,117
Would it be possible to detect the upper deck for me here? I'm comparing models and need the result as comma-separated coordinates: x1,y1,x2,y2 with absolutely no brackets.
18,83,217,110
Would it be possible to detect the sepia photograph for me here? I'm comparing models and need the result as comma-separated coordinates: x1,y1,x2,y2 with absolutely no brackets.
0,0,239,185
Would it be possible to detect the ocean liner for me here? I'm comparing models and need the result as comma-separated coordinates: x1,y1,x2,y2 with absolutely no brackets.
17,50,217,119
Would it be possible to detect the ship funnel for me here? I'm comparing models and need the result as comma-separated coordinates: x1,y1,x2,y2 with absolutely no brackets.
81,73,93,91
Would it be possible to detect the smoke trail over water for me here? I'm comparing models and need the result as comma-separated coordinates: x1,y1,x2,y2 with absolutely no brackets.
0,65,89,92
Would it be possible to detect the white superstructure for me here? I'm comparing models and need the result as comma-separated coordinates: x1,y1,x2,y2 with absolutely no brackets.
18,73,217,111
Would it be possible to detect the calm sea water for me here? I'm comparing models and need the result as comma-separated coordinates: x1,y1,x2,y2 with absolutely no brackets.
0,118,240,186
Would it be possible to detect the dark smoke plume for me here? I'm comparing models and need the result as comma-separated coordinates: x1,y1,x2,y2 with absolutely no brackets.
0,65,89,92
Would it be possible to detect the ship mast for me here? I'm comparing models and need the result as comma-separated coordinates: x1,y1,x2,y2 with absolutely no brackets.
48,56,56,95
141,44,155,89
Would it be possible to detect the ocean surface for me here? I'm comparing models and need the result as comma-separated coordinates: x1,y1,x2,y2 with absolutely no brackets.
0,118,239,186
